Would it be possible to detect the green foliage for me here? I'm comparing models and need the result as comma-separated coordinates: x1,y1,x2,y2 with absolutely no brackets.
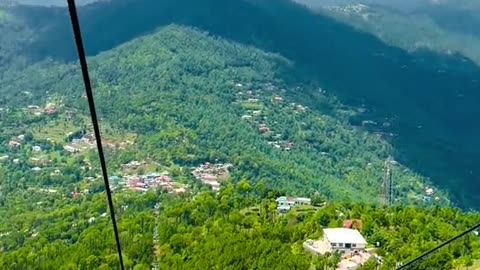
0,191,156,269
0,25,444,206
0,15,477,270
154,185,480,269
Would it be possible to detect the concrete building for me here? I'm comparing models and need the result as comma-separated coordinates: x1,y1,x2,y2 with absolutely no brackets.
323,228,367,253
304,228,367,258
9,141,21,148
64,145,79,153
276,196,311,212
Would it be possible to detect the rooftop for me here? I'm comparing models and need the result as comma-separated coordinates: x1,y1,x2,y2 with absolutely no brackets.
323,228,367,245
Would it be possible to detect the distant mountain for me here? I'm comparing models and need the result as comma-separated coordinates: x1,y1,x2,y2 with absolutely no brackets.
1,0,480,208
295,0,480,46
315,4,480,65
294,0,480,12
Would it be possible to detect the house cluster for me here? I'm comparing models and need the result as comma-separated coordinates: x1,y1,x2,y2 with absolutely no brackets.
423,186,440,203
29,156,50,167
267,140,294,151
304,227,381,270
121,160,145,170
8,134,25,149
235,82,302,152
124,173,185,194
275,196,312,213
64,132,96,153
27,103,57,116
191,162,232,192
289,102,307,113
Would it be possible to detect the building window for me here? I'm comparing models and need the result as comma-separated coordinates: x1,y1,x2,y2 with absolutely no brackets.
339,243,344,247
352,244,356,248
331,243,336,247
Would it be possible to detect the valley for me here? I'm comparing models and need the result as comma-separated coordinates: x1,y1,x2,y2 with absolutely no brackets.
0,1,479,269
2,0,480,208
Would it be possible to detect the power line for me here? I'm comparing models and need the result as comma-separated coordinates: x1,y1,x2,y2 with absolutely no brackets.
66,1,125,269
397,223,480,270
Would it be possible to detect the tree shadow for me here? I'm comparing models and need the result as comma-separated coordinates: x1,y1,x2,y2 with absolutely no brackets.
11,0,480,209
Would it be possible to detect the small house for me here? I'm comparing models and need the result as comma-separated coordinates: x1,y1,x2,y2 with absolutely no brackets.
32,146,42,153
45,107,56,114
259,126,270,133
276,196,311,212
9,141,21,148
343,219,363,231
323,228,367,253
205,180,220,192
64,145,79,153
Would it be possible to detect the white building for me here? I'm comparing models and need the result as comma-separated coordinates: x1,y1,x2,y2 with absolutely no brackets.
276,196,311,212
64,145,79,153
32,146,42,153
323,228,367,253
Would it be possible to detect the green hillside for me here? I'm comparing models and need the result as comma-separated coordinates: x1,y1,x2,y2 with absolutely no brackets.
0,25,445,205
2,0,480,209
0,18,478,270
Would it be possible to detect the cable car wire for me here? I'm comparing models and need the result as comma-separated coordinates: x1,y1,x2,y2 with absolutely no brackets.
66,1,125,269
397,223,480,269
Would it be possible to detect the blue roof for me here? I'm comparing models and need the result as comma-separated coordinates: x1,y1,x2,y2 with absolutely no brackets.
109,176,121,181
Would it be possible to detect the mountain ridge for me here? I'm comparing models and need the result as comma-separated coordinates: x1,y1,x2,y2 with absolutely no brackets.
0,24,445,205
1,0,480,208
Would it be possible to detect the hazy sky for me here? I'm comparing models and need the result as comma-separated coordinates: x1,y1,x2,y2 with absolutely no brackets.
12,0,104,6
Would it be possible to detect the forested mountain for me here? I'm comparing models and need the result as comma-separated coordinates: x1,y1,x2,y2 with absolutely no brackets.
311,3,480,66
0,24,437,204
2,0,480,208
0,0,480,269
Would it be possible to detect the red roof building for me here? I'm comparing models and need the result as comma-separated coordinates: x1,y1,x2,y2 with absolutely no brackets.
45,107,56,115
343,219,363,231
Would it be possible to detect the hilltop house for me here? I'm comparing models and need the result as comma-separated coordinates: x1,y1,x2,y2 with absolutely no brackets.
64,145,79,153
323,228,367,253
9,141,21,148
304,228,367,255
276,196,311,212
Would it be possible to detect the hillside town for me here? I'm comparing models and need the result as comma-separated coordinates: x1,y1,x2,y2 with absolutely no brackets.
191,162,233,191
115,173,186,194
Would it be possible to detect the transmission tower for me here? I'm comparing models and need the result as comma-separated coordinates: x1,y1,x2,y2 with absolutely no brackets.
381,158,393,206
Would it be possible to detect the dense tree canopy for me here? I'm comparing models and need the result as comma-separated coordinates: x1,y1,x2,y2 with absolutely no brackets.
0,22,477,270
